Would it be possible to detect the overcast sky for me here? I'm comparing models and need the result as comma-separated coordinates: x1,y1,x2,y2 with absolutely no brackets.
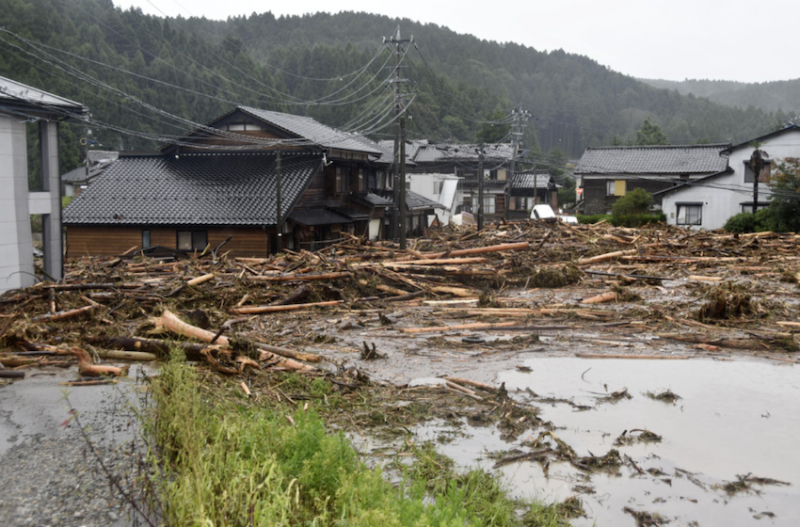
113,0,799,83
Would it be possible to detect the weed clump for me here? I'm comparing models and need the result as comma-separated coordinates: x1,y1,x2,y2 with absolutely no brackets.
527,265,584,288
645,390,681,403
697,283,756,321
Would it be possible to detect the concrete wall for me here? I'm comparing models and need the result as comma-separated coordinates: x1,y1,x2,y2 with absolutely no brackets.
0,117,61,293
0,117,35,292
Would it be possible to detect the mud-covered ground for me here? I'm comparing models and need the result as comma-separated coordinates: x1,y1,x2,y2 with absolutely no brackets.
2,221,799,526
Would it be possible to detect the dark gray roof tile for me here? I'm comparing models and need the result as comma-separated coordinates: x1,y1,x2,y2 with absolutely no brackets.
63,152,321,226
575,144,729,175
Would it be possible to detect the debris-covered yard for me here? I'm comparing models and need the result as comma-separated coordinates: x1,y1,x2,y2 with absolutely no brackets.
1,219,799,526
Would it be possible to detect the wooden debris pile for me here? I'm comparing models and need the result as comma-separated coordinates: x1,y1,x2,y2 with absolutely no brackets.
2,220,800,382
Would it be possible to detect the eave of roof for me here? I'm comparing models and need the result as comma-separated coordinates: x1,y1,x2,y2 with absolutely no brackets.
0,75,88,118
652,167,735,197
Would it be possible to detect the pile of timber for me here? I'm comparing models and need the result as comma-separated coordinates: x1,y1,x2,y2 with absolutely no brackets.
1,220,799,380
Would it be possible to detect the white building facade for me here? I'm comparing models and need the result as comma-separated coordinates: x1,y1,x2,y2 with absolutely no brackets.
659,126,800,230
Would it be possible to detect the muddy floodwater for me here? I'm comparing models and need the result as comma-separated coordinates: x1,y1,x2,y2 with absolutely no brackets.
412,358,799,526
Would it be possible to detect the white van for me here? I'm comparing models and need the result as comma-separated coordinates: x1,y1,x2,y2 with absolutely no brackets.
530,204,578,224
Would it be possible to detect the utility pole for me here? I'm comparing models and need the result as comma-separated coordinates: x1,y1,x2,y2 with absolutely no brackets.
505,107,529,220
749,146,766,214
477,142,485,231
384,26,412,244
275,147,283,253
399,115,407,249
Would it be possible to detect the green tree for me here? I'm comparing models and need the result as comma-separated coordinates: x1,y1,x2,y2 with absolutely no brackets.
635,118,670,146
611,187,653,216
476,109,511,144
766,157,800,232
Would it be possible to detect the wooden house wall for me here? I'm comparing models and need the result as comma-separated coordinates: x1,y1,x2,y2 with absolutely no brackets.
582,177,675,215
66,225,271,257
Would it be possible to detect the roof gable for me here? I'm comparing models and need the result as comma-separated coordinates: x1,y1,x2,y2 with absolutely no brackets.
63,151,322,226
575,144,730,176
723,124,800,154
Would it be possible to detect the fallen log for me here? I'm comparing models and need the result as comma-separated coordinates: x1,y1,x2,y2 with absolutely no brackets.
575,353,691,360
443,376,497,393
581,292,618,304
248,271,352,283
0,370,25,379
95,350,158,361
401,321,519,334
578,249,638,266
156,310,314,371
425,241,530,259
655,333,770,350
31,304,99,322
71,347,129,377
230,300,343,315
187,273,215,286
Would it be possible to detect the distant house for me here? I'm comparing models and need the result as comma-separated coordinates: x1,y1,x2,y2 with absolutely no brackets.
574,144,730,215
657,125,800,230
508,170,558,220
405,172,461,225
61,150,118,198
0,75,88,292
406,142,515,223
63,106,390,256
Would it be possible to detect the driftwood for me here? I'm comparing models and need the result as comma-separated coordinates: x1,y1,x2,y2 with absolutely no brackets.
401,321,519,334
575,353,691,360
156,310,315,371
187,273,215,286
71,347,129,377
578,249,638,266
31,304,99,322
425,241,530,259
248,271,352,283
443,376,497,392
230,300,343,315
0,370,25,379
581,292,618,304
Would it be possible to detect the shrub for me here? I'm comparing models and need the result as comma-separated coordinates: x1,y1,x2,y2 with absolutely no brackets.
609,213,666,227
577,214,610,224
611,188,653,216
724,209,778,233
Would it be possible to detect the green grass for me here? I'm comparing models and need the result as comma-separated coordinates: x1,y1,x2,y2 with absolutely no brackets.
145,353,570,526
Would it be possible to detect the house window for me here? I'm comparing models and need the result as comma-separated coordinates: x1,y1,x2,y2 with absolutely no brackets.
177,230,208,251
740,202,770,214
142,230,151,249
335,168,344,193
607,179,626,196
484,196,496,214
744,160,771,183
676,203,702,226
463,196,473,213
357,168,366,193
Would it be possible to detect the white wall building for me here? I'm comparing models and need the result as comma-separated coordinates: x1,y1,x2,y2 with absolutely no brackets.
0,76,87,293
658,125,800,230
405,172,462,225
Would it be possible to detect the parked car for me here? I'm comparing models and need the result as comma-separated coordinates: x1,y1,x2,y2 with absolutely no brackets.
530,204,578,224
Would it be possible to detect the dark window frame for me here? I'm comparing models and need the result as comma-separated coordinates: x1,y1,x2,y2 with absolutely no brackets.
177,230,208,251
142,230,151,249
676,202,703,226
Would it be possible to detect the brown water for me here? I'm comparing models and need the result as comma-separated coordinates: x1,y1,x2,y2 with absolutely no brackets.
415,358,799,526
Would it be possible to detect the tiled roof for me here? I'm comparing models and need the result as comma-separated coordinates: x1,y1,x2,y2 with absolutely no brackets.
405,190,440,211
575,144,729,175
512,171,552,189
0,75,87,116
238,107,381,156
413,143,514,163
63,152,322,226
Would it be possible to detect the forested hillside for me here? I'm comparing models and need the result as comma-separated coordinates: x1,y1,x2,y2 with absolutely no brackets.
0,0,791,176
641,78,800,115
